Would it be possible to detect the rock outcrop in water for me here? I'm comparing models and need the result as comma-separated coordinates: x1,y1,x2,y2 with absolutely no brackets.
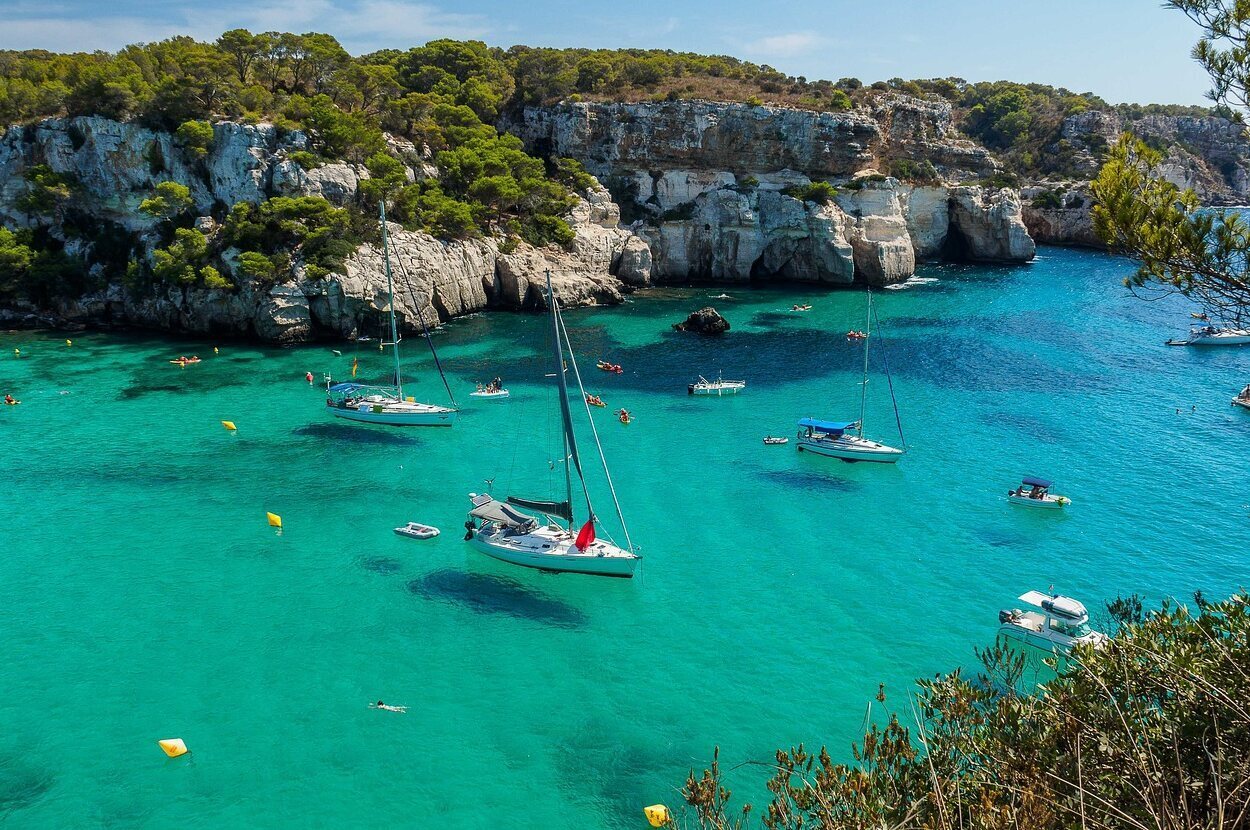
673,307,730,335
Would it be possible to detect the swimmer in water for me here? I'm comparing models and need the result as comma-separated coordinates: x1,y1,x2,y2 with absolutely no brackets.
370,700,407,713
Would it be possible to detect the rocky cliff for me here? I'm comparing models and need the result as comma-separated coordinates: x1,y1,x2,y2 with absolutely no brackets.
0,116,647,341
508,99,1033,286
0,98,1040,341
1056,110,1250,204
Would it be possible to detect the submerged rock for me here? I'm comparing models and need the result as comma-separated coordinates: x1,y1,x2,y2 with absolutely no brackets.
673,307,730,335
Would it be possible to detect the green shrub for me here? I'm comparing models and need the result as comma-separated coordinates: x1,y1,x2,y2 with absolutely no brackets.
1030,189,1063,209
174,120,214,158
890,158,939,183
782,181,837,204
138,181,194,220
286,150,322,170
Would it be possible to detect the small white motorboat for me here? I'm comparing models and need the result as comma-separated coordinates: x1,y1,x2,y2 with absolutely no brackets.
763,436,789,445
1167,325,1250,346
1233,384,1250,410
1007,476,1070,509
470,388,510,399
999,591,1108,654
689,373,746,396
394,522,440,540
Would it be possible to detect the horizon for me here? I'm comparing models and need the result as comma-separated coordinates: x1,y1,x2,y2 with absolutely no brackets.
0,0,1219,108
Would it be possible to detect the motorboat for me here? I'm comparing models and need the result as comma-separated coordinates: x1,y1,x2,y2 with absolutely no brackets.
394,522,440,540
688,373,746,396
1167,325,1250,346
325,202,458,427
763,436,788,445
1007,476,1070,509
998,591,1108,654
1232,384,1250,410
796,289,905,464
465,272,640,578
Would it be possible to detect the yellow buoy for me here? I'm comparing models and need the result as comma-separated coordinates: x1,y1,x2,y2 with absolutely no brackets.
13,349,19,356
221,420,237,431
644,805,671,827
65,339,72,347
266,512,282,528
158,738,189,758
213,346,219,354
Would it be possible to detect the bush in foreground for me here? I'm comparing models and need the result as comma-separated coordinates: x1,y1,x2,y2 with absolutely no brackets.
680,592,1250,830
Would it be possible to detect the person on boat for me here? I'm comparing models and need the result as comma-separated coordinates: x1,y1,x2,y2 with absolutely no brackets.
305,371,314,384
1242,384,1250,399
370,700,406,713
4,394,15,405
1029,485,1043,499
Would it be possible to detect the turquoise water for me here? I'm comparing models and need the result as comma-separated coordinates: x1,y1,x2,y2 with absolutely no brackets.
0,247,1247,828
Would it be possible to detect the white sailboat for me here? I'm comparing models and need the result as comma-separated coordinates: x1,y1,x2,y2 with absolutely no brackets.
464,272,640,578
796,289,905,463
325,203,457,427
1167,324,1250,346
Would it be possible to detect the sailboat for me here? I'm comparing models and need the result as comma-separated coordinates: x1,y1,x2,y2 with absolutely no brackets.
324,203,457,427
464,272,640,578
796,289,905,463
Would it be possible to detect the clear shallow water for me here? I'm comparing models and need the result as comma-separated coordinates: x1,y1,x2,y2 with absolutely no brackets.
0,247,1247,828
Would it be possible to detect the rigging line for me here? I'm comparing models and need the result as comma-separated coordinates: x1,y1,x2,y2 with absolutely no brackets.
388,232,458,409
547,279,594,527
556,297,636,555
870,296,907,450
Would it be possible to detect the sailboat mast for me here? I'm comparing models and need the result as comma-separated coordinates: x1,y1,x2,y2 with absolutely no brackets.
547,271,592,525
858,289,871,436
380,202,402,397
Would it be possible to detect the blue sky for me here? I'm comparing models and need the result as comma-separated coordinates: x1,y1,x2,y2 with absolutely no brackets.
0,0,1215,105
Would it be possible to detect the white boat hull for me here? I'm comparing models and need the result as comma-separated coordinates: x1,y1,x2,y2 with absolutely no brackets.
1233,397,1250,410
1184,329,1250,345
1008,494,1068,509
796,434,903,463
469,527,639,578
689,382,746,396
327,402,456,426
470,390,510,399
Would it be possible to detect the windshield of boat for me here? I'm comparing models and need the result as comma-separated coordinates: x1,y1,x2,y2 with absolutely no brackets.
1052,618,1092,638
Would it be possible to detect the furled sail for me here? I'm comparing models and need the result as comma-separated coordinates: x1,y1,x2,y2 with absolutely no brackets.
506,496,572,522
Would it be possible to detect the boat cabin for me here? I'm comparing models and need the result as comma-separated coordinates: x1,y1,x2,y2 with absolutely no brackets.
326,381,403,409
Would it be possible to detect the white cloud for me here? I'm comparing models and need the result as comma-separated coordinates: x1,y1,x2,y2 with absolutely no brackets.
0,0,488,53
744,32,823,58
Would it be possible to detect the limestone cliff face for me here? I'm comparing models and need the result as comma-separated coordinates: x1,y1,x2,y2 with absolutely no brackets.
0,115,647,342
508,98,1033,287
1059,110,1250,204
1020,184,1102,248
0,100,1040,341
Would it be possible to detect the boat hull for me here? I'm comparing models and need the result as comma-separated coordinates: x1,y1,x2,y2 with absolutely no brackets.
689,384,745,396
327,404,456,426
1233,397,1250,410
469,533,638,578
470,391,510,399
796,435,903,463
1008,494,1068,509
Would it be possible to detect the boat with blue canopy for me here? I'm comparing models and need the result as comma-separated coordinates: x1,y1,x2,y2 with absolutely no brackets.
1007,476,1070,509
795,290,905,463
324,203,457,427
